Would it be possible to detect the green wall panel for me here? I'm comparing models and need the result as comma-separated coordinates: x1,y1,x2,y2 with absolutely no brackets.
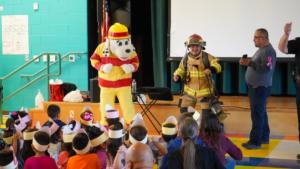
0,0,88,110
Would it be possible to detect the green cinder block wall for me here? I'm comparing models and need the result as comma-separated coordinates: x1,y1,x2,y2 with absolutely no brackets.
0,0,88,110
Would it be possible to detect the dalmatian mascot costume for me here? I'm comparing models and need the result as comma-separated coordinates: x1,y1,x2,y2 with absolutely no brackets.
90,23,139,125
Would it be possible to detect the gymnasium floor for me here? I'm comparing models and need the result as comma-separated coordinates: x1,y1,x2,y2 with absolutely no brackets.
222,96,299,169
228,136,300,168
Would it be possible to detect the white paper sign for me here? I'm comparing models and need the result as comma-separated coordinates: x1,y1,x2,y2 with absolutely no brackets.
2,15,29,54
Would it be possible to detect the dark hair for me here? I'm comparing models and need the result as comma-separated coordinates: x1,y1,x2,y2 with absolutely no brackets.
109,122,123,133
202,113,222,151
21,128,38,161
34,131,50,146
162,123,177,143
43,121,62,144
106,117,120,126
180,117,199,169
5,118,15,131
129,125,147,142
88,126,104,140
61,142,76,157
47,104,60,119
88,126,105,152
3,129,13,146
256,28,269,40
107,122,123,158
18,110,28,118
72,133,89,151
0,148,14,167
3,129,13,138
0,139,6,151
177,112,193,127
68,120,77,131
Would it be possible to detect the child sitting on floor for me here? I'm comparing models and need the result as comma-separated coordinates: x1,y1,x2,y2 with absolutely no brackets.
57,120,80,169
24,128,58,169
43,104,65,162
66,130,101,169
88,126,109,169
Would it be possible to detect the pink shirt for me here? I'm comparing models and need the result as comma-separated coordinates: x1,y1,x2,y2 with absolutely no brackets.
24,155,58,169
96,149,107,169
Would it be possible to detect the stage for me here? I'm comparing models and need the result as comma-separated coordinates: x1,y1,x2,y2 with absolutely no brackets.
28,95,298,137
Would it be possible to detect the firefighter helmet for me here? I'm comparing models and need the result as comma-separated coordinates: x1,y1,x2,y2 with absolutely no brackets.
108,23,130,40
185,34,206,48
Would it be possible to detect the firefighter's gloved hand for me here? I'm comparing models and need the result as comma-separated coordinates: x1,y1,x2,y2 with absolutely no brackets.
173,75,181,83
204,68,211,75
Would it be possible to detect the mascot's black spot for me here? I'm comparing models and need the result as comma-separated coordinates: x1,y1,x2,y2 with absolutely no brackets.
102,48,109,55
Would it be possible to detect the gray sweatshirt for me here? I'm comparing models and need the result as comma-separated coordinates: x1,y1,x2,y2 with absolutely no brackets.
245,44,276,88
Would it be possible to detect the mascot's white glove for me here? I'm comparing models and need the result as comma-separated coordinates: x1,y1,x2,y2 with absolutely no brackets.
101,63,113,74
121,64,135,74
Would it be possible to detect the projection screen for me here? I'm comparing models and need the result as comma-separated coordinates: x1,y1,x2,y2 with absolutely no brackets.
169,0,300,59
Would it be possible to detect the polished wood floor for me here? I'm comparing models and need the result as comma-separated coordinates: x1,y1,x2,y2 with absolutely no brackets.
137,95,299,137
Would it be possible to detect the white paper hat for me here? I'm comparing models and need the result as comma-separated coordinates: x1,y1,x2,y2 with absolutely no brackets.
32,127,51,152
163,116,177,125
130,113,145,128
162,116,178,135
105,104,114,111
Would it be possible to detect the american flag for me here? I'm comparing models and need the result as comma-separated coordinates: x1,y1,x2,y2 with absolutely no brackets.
101,0,110,42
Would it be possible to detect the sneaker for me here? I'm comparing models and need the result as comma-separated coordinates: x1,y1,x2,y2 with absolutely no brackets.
242,142,261,149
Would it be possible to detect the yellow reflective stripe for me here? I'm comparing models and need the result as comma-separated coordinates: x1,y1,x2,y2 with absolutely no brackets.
174,68,184,77
211,64,221,73
210,59,221,73
189,71,206,77
184,86,213,97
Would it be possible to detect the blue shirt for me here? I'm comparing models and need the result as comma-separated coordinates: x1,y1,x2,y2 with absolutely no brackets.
159,137,205,169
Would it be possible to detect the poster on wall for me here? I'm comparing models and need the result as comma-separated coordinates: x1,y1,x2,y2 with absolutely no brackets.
2,15,29,55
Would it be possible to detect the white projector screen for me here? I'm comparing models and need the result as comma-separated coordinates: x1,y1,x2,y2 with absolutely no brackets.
170,0,300,58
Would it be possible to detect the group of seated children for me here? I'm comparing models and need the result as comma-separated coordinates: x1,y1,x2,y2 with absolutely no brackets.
0,104,243,169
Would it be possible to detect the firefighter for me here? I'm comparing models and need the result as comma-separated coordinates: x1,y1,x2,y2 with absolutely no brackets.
173,34,221,113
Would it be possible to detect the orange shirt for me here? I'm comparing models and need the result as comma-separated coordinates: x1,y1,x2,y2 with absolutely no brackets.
66,153,102,169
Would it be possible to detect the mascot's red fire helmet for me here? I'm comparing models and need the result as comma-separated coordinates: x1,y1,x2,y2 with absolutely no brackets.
108,23,130,40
